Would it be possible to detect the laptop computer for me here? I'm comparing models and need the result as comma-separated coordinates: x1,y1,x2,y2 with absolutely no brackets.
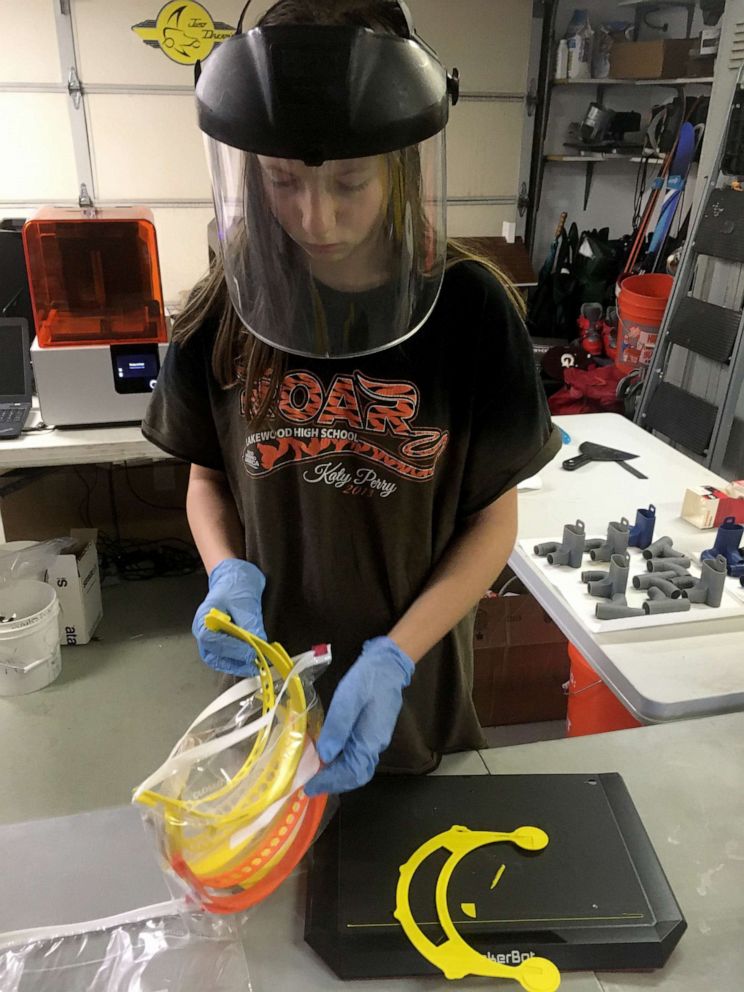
0,317,32,438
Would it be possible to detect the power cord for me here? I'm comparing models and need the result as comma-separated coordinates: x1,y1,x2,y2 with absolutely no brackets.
97,533,203,582
70,463,199,581
123,461,185,513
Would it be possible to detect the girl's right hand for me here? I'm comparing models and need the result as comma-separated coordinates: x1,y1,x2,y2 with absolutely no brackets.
191,559,267,675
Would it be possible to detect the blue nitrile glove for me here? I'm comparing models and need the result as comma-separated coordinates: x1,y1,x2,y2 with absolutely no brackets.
305,637,414,796
192,559,267,676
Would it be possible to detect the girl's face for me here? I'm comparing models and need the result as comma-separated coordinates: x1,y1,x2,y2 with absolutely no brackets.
257,154,389,289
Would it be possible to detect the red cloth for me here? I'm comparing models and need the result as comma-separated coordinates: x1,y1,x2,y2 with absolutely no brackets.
548,364,625,416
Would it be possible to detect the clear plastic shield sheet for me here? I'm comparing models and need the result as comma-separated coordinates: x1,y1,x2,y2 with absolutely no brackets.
0,913,253,992
205,135,446,358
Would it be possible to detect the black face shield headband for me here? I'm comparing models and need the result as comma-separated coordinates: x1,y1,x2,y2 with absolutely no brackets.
195,17,459,166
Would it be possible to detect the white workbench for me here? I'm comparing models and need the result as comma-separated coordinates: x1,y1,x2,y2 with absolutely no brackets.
0,414,167,540
513,413,744,723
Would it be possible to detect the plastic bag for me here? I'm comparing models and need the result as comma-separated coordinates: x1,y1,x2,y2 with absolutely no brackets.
0,538,71,585
565,9,593,81
134,616,331,915
0,910,253,992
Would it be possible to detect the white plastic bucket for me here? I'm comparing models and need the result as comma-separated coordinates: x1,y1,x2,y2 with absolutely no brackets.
0,580,61,696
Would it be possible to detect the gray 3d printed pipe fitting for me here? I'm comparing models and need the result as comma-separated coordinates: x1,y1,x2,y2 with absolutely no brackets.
645,586,667,601
642,536,674,560
646,557,691,573
645,577,682,597
596,596,645,620
655,546,689,559
582,569,608,583
589,517,630,562
534,542,559,557
671,575,697,589
633,571,678,589
680,554,727,607
546,520,586,568
585,538,604,553
643,597,691,615
587,553,630,598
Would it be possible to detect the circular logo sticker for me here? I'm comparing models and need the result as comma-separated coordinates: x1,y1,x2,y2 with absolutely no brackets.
132,2,235,65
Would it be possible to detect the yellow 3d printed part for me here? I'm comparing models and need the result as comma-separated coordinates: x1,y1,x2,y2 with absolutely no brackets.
394,825,561,992
133,610,329,913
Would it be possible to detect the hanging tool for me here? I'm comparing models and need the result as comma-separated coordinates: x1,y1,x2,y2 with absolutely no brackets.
640,122,696,274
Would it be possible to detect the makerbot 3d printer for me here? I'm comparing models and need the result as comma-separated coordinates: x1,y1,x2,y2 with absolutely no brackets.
23,207,169,426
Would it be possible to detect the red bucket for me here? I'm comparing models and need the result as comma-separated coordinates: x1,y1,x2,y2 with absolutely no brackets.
566,643,642,737
616,273,673,374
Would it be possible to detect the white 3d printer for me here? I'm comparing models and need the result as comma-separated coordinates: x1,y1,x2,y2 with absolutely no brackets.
23,207,169,426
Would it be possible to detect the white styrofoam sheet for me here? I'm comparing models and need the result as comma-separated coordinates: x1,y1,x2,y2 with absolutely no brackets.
521,536,744,633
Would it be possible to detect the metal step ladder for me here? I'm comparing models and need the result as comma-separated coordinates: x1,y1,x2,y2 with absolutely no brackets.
634,67,744,477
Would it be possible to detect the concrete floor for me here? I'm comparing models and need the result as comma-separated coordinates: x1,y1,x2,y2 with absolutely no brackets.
482,719,567,748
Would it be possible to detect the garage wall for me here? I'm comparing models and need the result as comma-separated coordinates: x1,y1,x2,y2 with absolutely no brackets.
1,0,532,309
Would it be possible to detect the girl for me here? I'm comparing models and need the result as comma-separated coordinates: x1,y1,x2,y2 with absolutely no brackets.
143,0,560,795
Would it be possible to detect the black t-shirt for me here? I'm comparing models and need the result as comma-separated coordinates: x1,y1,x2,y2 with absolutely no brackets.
143,261,561,773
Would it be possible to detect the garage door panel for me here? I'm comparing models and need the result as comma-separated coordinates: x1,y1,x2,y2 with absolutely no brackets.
2,2,61,84
408,0,530,92
86,94,211,200
73,1,238,86
0,94,77,200
447,103,523,198
150,207,214,307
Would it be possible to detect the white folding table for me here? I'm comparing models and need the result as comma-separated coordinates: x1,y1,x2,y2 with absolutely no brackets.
512,413,744,723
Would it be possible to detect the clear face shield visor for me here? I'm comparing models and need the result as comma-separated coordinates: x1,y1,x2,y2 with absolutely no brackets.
205,133,447,359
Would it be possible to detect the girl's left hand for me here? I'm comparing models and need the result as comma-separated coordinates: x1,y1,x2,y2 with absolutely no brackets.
304,637,414,796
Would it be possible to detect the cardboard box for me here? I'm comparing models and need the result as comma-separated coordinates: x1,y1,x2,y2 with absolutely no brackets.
685,54,716,78
472,580,569,727
681,482,744,529
46,529,103,645
609,39,693,79
0,531,103,645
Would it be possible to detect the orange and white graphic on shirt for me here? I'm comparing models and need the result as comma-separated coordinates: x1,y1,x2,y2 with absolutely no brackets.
240,369,448,486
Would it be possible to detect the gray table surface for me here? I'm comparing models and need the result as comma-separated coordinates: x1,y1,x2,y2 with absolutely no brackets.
1,574,743,990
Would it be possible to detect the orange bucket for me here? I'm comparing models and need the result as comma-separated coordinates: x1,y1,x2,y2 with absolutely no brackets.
566,643,642,737
616,273,673,374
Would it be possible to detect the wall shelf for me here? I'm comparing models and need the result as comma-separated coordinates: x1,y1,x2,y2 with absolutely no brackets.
546,153,700,165
524,0,713,250
616,0,695,8
545,153,634,162
552,77,713,86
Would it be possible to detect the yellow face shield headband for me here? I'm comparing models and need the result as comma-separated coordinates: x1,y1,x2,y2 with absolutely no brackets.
395,825,561,992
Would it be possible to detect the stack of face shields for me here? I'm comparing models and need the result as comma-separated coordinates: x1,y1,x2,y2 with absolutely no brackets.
133,609,330,914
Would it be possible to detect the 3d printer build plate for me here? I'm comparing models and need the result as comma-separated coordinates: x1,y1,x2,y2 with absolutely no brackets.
304,774,685,979
520,538,744,632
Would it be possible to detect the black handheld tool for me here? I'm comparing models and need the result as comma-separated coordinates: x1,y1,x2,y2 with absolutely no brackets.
562,441,648,479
